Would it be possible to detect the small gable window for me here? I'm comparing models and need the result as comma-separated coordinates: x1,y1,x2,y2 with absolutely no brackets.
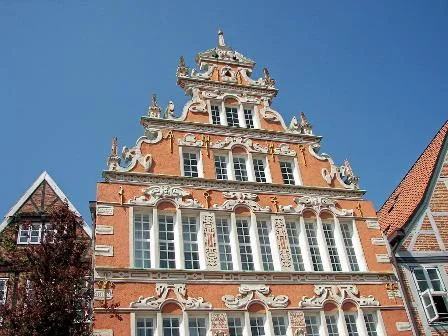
0,279,7,304
17,223,42,244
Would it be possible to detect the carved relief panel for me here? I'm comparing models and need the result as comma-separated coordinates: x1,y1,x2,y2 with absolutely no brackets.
271,215,294,271
200,211,220,271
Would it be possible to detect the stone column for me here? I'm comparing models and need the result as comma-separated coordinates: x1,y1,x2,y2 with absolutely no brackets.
272,215,294,272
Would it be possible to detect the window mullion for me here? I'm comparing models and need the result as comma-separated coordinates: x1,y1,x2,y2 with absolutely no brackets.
221,101,228,126
237,104,246,128
265,310,275,336
316,216,332,271
357,309,369,336
246,153,256,182
152,208,159,268
338,309,349,336
230,212,241,271
250,212,263,271
334,217,351,272
299,216,313,272
175,209,183,269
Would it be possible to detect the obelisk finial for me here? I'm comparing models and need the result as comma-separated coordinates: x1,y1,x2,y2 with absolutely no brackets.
218,30,225,47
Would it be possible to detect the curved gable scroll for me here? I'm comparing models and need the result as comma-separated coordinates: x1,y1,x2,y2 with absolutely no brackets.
299,285,379,309
213,192,270,212
129,185,204,209
130,283,212,310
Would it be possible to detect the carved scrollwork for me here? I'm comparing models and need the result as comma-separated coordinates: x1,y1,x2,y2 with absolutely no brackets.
129,185,204,208
222,284,289,309
299,285,379,308
191,63,215,80
187,88,208,113
280,196,354,216
130,283,212,309
273,143,296,156
213,192,270,212
178,133,204,147
259,97,282,122
210,137,268,153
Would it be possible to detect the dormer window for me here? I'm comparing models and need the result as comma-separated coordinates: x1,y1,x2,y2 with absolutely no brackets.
226,107,239,127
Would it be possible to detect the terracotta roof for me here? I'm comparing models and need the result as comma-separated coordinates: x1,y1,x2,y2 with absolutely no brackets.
378,121,448,236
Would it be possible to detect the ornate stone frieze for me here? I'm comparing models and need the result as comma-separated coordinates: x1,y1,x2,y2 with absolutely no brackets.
129,185,204,208
210,137,268,153
213,192,270,212
201,212,220,270
280,196,354,216
178,133,204,147
130,283,212,309
273,143,296,156
209,312,229,336
272,216,294,271
222,284,289,309
309,143,360,190
191,64,215,80
288,311,306,336
299,285,379,308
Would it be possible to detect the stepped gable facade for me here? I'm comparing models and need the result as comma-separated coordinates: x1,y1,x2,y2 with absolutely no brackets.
378,121,448,335
93,32,411,336
0,171,92,311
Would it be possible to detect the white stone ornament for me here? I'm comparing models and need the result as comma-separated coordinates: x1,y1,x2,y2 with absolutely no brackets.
280,195,354,216
210,136,268,153
299,285,379,308
130,283,212,309
178,133,204,147
222,284,289,309
213,192,270,212
129,185,204,208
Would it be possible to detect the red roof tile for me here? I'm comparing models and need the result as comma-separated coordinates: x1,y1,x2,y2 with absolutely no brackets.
378,121,448,236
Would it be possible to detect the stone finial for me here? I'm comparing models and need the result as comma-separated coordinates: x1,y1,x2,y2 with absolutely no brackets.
263,67,276,87
164,101,175,118
111,136,118,156
107,136,120,171
148,94,161,118
218,30,225,47
176,56,189,77
300,112,313,135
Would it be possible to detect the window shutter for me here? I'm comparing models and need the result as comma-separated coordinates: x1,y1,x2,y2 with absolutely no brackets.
421,289,439,322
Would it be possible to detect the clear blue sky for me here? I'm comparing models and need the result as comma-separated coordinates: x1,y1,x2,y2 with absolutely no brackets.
0,1,446,223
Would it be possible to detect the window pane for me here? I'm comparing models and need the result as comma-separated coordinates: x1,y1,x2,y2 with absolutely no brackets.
30,224,41,243
226,107,239,127
414,269,429,292
216,218,233,270
280,161,295,185
0,279,7,304
163,317,180,336
305,220,323,271
257,220,274,271
363,312,378,336
189,317,207,336
325,314,339,336
322,221,342,271
427,268,445,291
134,214,151,268
236,219,254,270
340,221,359,271
183,152,199,177
244,109,254,128
18,226,30,243
233,157,248,182
136,317,154,336
344,314,359,336
183,216,200,269
253,159,267,183
214,155,228,180
250,317,265,336
285,221,305,271
228,317,243,336
272,316,287,336
211,105,221,125
305,315,320,336
159,215,176,269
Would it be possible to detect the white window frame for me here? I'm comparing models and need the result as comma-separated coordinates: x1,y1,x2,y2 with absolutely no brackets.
209,103,221,125
234,216,255,271
158,211,177,269
232,155,249,182
227,314,245,336
0,278,7,304
304,313,322,336
248,314,266,336
213,153,230,180
133,211,152,269
271,313,289,336
279,158,301,185
181,214,200,270
362,309,386,336
252,155,271,183
225,105,240,127
322,218,342,272
243,106,255,129
135,315,156,336
17,222,43,245
179,147,203,178
215,216,234,271
162,315,183,336
285,219,305,271
325,312,340,336
187,314,209,336
256,218,275,271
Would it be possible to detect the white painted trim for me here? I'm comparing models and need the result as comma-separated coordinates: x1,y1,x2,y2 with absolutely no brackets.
0,171,92,237
129,207,134,268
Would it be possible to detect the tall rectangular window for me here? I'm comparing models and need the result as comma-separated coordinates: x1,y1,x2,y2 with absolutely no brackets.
272,316,287,336
17,223,42,244
325,314,339,336
163,317,180,336
0,279,7,304
211,105,221,125
305,220,324,271
134,214,151,268
305,315,320,336
340,221,360,271
236,219,254,271
279,161,295,185
233,157,248,181
136,317,154,336
253,158,267,183
159,214,176,269
345,314,359,336
363,312,379,336
322,221,342,271
214,155,228,180
250,317,265,336
228,317,243,336
216,218,233,270
244,109,254,128
257,220,274,271
182,216,200,270
226,107,239,127
188,317,207,336
183,152,199,177
285,221,305,271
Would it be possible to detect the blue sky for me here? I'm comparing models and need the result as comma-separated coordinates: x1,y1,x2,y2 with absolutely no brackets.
0,1,446,223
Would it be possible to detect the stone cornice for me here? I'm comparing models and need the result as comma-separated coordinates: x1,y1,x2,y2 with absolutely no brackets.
140,117,322,145
94,268,397,284
101,172,366,199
